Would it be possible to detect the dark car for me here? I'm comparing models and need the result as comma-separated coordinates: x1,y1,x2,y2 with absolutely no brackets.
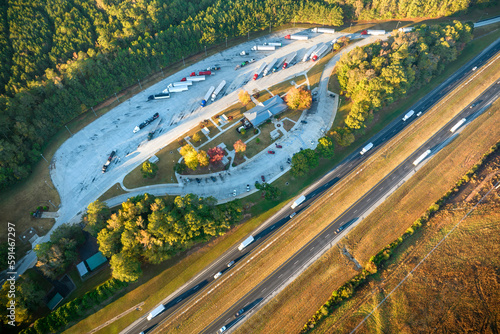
280,165,284,171
261,175,265,182
300,120,308,124
211,176,217,182
268,150,275,154
470,102,480,108
153,112,159,119
196,178,201,184
235,308,245,317
275,144,283,148
335,226,345,234
287,158,292,164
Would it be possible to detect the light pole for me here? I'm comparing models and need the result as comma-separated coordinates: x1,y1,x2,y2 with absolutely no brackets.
396,21,401,29
40,154,48,163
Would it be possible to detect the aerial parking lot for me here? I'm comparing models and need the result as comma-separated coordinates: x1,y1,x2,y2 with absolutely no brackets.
51,28,381,218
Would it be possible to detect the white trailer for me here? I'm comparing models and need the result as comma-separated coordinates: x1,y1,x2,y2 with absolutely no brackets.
265,42,282,47
211,80,226,101
253,62,267,80
167,85,189,93
311,44,329,61
402,110,415,121
238,236,255,251
186,76,206,82
263,58,277,76
201,86,215,107
172,81,192,86
413,150,431,166
273,58,286,72
303,44,319,62
367,29,386,35
450,118,467,133
291,195,306,209
285,34,309,40
360,142,374,155
251,45,276,51
147,305,166,321
312,27,336,34
398,27,414,33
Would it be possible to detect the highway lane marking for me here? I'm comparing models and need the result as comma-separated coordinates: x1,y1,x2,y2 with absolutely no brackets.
326,233,330,238
310,247,314,251
294,260,299,265
271,226,275,230
278,274,283,278
379,187,384,191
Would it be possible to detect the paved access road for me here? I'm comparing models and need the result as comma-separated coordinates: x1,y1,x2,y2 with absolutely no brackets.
125,36,500,334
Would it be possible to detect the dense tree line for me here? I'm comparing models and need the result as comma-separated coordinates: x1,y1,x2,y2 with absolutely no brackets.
0,275,45,325
94,193,242,281
0,0,342,190
337,21,473,130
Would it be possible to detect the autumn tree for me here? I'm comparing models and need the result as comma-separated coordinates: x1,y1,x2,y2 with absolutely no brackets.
233,139,246,153
238,90,251,106
141,161,158,178
198,150,209,167
180,144,199,170
192,132,202,143
316,136,335,158
285,86,312,110
208,146,225,164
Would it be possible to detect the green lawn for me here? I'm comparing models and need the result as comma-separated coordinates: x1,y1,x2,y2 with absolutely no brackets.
245,121,283,158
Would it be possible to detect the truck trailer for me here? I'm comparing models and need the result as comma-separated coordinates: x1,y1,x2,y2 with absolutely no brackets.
133,112,159,133
413,150,432,166
172,81,192,86
303,44,319,62
360,142,374,155
311,44,329,61
186,76,206,82
265,42,282,47
201,86,215,107
290,195,306,209
263,58,277,76
450,118,467,133
273,58,286,72
402,110,415,121
167,85,189,93
312,27,336,34
102,150,116,173
147,305,166,321
211,80,226,101
251,45,276,51
284,34,309,40
282,52,297,69
367,29,386,35
253,62,267,80
147,92,170,101
238,236,255,251
190,71,212,76
398,27,414,33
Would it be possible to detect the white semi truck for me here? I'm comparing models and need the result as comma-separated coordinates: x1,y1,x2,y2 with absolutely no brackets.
238,236,255,251
360,142,374,155
291,195,306,209
402,110,415,121
147,304,165,321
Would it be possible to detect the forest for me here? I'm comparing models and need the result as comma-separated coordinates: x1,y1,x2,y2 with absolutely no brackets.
336,21,474,129
91,194,242,282
0,0,491,190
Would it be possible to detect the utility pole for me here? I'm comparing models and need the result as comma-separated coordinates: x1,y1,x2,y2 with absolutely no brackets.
114,92,120,102
137,79,142,89
40,154,48,163
182,57,185,67
160,66,164,76
226,36,228,47
91,106,97,117
269,23,271,33
205,46,207,57
65,125,73,136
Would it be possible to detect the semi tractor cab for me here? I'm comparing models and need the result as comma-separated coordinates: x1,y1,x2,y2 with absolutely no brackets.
360,142,374,155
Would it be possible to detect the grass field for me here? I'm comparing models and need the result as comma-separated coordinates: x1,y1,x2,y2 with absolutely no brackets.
235,95,500,334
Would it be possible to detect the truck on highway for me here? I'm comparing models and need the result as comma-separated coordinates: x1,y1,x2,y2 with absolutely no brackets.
102,150,116,173
359,142,374,155
251,45,276,51
413,150,431,166
311,44,329,61
201,86,215,107
402,110,415,121
284,34,309,40
238,236,255,251
253,62,267,80
263,58,277,76
133,112,159,133
147,92,170,101
312,27,336,34
291,195,306,209
282,52,297,69
211,80,226,101
147,304,166,321
450,118,467,133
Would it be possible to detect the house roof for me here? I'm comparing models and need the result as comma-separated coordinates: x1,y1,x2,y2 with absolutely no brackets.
243,95,287,127
76,261,89,277
85,251,107,271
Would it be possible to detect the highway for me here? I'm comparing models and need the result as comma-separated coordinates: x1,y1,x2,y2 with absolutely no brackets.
126,38,500,334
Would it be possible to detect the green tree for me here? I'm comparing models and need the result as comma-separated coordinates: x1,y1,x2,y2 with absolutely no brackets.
109,253,142,282
316,136,335,158
291,149,318,177
141,161,158,178
85,200,110,237
174,162,187,173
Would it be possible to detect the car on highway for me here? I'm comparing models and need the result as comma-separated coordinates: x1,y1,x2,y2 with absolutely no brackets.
235,308,245,317
275,144,283,148
196,178,201,183
335,226,344,234
416,111,422,117
218,326,227,333
289,212,297,219
261,175,265,182
227,260,235,267
211,176,217,182
268,150,275,154
246,184,250,192
214,272,222,279
470,102,480,108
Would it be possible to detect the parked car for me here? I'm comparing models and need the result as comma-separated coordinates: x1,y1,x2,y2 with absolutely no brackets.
211,176,217,182
227,260,235,267
301,120,308,124
196,178,201,184
233,189,237,197
280,165,284,171
287,158,292,164
275,144,282,148
246,184,250,192
261,175,265,182
268,150,275,154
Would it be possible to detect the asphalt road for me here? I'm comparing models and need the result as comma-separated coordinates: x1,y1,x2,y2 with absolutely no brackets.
126,37,500,334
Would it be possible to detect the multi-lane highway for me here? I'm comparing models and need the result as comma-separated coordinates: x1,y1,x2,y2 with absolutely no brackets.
127,37,500,334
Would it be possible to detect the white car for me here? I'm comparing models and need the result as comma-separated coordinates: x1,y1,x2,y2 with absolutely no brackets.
214,272,222,279
233,190,237,196
289,212,297,219
219,326,227,333
246,184,250,192
227,260,235,267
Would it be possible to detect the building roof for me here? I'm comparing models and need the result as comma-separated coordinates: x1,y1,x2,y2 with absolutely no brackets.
243,95,287,127
47,293,63,310
85,251,108,271
76,261,89,277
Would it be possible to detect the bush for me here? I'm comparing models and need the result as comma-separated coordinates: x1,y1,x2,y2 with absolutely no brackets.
256,138,260,144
